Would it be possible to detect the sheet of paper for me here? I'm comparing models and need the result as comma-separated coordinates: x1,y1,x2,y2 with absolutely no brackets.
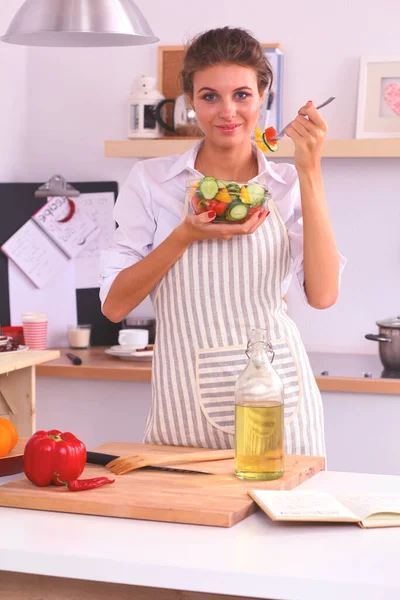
1,220,70,289
72,192,116,289
251,490,358,520
32,196,100,259
337,493,400,521
8,258,77,348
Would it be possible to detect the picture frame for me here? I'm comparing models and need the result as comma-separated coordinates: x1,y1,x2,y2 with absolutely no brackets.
356,57,400,139
256,44,284,134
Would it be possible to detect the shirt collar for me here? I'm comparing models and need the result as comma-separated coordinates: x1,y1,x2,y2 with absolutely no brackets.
160,140,202,183
160,139,287,185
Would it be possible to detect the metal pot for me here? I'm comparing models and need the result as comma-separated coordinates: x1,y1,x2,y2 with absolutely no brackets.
155,94,203,137
365,316,400,373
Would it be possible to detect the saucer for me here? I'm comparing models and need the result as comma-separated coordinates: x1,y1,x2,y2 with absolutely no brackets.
105,346,153,362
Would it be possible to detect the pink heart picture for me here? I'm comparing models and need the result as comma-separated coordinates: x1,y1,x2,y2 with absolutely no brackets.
384,83,400,116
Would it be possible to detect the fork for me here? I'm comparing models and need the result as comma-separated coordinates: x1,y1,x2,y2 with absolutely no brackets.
106,448,234,475
273,96,336,140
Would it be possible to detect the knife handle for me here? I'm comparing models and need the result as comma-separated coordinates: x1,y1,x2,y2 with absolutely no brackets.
86,451,119,465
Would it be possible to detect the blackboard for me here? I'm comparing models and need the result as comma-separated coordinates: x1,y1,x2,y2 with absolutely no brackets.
0,181,121,346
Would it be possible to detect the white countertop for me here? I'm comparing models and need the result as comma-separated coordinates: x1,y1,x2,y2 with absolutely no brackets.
1,470,400,600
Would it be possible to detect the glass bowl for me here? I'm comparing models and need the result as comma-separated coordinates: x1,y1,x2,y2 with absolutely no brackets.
187,176,271,224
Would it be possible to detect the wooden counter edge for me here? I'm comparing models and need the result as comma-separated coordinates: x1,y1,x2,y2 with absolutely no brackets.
35,349,400,394
0,350,60,375
315,375,400,395
36,348,151,382
36,363,152,382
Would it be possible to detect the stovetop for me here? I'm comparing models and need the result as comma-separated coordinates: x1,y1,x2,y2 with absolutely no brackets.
307,352,400,381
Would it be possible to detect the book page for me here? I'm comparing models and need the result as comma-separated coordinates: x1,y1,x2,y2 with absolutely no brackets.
337,493,400,522
32,196,100,259
1,220,70,289
72,192,116,288
250,490,359,522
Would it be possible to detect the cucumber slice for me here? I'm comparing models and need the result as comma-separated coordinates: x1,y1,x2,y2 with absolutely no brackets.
226,202,248,221
199,176,219,200
246,183,266,207
217,179,231,189
262,133,279,152
226,183,240,200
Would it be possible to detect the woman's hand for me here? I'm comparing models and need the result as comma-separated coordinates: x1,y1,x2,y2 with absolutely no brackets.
175,208,270,246
285,100,328,173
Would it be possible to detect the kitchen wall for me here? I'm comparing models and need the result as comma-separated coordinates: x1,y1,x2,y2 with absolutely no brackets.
1,0,399,353
0,1,26,180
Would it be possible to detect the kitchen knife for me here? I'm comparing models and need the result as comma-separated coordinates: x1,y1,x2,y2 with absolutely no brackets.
86,451,212,475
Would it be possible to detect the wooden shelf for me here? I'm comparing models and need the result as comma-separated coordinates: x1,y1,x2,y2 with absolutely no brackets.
104,137,400,159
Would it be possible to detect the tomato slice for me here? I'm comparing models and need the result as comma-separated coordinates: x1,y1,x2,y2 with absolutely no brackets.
264,126,277,141
248,206,262,215
214,201,227,216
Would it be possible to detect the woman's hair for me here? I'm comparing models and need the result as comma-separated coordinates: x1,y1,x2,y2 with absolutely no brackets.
179,27,273,97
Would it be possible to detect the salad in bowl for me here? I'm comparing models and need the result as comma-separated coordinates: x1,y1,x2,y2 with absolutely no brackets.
187,176,271,224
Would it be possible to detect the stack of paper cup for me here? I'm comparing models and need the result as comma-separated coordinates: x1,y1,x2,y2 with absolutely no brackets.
21,313,48,350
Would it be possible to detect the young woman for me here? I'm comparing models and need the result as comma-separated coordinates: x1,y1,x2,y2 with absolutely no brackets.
100,27,345,457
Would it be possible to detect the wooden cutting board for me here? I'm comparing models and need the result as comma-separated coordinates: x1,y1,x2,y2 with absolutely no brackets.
0,442,325,527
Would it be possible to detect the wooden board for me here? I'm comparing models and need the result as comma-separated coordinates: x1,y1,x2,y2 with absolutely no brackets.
0,442,325,527
0,438,26,477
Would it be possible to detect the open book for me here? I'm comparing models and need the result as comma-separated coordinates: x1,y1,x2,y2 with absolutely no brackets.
1,196,100,288
249,490,400,529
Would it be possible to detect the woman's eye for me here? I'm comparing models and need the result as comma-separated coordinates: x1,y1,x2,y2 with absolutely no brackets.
203,93,217,101
236,91,249,100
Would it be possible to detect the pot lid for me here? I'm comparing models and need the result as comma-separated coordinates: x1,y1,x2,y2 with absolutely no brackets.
376,316,400,329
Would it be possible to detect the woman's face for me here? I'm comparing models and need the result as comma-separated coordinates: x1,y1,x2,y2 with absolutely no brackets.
191,63,263,149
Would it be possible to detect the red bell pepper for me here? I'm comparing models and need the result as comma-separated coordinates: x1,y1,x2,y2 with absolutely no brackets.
23,429,87,487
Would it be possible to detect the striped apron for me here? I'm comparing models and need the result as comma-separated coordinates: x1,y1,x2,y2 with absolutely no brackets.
143,175,326,457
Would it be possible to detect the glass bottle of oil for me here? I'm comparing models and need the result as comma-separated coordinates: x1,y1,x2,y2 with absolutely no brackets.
234,328,284,481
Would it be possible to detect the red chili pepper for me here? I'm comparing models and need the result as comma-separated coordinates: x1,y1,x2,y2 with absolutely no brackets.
55,475,115,491
23,429,86,487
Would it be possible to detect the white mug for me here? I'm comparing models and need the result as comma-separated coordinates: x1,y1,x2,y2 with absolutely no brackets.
118,328,149,348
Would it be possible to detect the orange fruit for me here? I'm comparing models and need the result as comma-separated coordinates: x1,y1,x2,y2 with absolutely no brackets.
0,418,18,457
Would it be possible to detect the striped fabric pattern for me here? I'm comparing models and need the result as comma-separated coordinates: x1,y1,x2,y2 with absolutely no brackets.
143,176,326,457
196,346,248,434
268,339,301,422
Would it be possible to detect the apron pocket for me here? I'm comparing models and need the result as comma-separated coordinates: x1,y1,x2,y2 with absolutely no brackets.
195,345,247,435
270,338,302,423
195,338,302,433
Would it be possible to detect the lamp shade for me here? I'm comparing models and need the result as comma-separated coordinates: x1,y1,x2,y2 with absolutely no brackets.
0,0,159,47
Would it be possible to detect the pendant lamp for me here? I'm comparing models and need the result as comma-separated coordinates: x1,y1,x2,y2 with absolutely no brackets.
0,0,159,47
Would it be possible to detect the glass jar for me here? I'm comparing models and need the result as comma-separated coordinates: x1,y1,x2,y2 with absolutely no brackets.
186,177,271,224
234,328,285,481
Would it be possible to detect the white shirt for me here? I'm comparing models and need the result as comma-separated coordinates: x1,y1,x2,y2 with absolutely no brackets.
99,141,345,307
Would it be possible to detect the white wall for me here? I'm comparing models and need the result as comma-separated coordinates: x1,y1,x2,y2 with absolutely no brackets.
1,0,400,353
0,1,26,180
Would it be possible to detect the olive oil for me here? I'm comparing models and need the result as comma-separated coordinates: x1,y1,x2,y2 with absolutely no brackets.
235,402,284,480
